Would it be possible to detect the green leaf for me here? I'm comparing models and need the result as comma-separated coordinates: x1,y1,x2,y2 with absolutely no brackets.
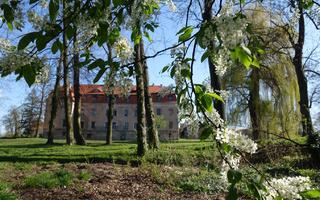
227,169,242,184
161,65,170,73
178,26,193,42
200,126,213,140
143,31,152,42
180,68,191,79
93,68,107,83
6,22,13,31
49,0,59,22
1,3,14,23
30,0,40,4
231,46,252,69
201,93,213,112
22,65,36,86
51,39,62,54
206,92,224,102
18,32,39,50
170,66,176,78
88,59,105,70
301,189,320,199
36,35,49,51
66,26,75,40
201,51,210,62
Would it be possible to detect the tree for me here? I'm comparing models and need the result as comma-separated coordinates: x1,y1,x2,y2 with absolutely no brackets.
62,0,74,145
20,88,41,136
47,60,62,145
141,36,160,149
2,106,22,137
202,0,225,121
72,17,86,145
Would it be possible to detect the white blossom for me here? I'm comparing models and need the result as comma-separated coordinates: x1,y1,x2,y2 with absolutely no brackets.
216,128,258,154
262,176,312,200
0,37,13,53
114,37,133,63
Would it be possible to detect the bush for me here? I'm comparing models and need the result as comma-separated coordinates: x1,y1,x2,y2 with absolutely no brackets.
24,170,74,189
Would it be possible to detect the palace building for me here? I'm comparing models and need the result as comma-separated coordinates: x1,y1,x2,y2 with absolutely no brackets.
43,85,179,141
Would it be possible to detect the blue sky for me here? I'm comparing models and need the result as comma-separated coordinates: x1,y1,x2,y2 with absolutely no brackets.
1,3,320,135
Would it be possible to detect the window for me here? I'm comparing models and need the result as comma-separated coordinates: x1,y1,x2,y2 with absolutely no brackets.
63,119,66,127
134,123,138,129
124,122,129,130
91,121,96,129
156,108,161,116
113,110,117,117
169,121,173,129
168,108,174,115
91,108,96,116
124,109,128,117
105,122,108,130
134,109,137,116
81,121,84,129
168,95,174,101
112,122,117,129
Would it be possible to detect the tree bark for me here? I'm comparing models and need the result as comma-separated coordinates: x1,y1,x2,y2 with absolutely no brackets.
47,60,62,145
248,68,260,140
63,0,74,145
73,27,86,145
106,93,115,145
140,39,159,149
293,1,314,138
134,27,148,156
202,0,225,120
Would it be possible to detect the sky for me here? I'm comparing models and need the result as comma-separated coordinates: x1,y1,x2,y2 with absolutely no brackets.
0,2,320,135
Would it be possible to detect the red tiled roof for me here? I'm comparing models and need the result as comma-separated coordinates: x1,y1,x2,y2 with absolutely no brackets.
75,84,164,95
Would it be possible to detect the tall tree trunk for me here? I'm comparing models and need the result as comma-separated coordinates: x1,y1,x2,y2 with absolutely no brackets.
35,84,45,137
46,60,62,145
105,43,115,145
106,92,115,145
202,0,225,120
293,1,314,138
134,26,148,156
140,39,159,149
248,68,260,140
73,26,86,145
62,0,73,145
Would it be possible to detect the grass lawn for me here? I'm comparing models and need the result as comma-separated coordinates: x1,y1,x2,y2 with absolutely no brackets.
0,137,318,200
0,138,214,165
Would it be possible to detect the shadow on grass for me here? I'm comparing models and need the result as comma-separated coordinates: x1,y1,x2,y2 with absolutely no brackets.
0,143,65,149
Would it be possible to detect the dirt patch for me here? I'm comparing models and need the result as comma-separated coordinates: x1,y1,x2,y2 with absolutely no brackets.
14,163,225,200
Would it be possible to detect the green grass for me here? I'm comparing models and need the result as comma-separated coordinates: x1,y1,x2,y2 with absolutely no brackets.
0,181,16,200
0,138,215,167
24,169,74,188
